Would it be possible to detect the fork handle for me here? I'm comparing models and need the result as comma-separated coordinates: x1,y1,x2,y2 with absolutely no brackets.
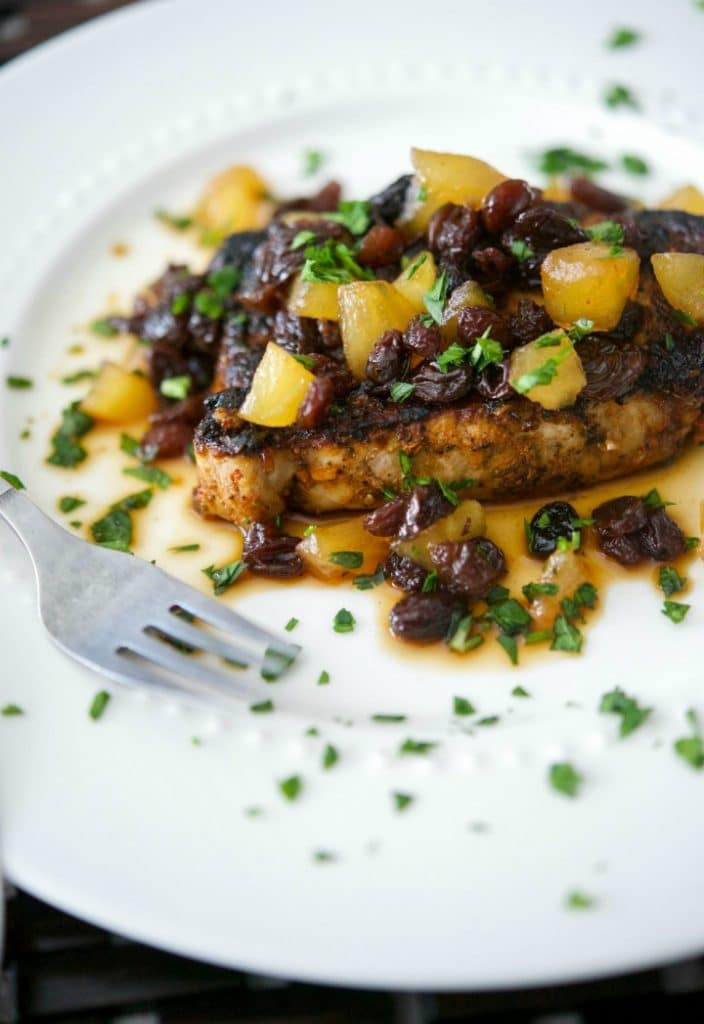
0,485,67,568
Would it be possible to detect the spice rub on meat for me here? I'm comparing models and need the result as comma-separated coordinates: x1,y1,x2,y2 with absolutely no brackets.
110,152,704,527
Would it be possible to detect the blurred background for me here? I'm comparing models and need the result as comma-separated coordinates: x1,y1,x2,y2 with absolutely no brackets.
2,2,704,1022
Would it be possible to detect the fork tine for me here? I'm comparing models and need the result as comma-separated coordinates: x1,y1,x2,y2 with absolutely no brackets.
123,634,251,699
168,586,300,661
149,615,255,669
99,649,231,709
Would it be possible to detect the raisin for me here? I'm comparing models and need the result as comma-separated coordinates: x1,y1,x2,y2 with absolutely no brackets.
388,591,464,642
528,501,580,557
598,534,644,566
208,230,267,275
429,537,506,599
482,179,541,235
637,507,686,561
404,316,443,358
570,177,629,214
476,359,513,400
593,497,648,537
296,376,335,429
243,523,305,577
369,174,412,225
366,330,407,384
383,551,428,592
356,225,405,268
411,361,474,403
428,203,482,265
508,206,586,252
141,394,204,458
306,353,356,398
274,181,342,217
508,298,554,347
396,483,455,542
456,307,512,347
272,309,319,355
363,496,408,537
578,339,646,401
470,246,515,293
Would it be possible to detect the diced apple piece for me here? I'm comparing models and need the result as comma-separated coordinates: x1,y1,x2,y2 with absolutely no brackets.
287,274,340,321
296,517,389,581
338,280,416,378
541,241,640,331
657,185,704,215
651,253,704,326
195,165,273,238
528,548,592,630
393,251,438,314
395,499,486,571
238,342,315,427
401,148,506,236
441,280,492,341
509,331,586,410
81,362,157,423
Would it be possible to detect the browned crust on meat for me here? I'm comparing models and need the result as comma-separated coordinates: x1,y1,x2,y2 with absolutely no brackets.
193,390,699,523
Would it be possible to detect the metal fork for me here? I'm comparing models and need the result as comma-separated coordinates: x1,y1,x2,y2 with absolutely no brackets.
0,478,301,705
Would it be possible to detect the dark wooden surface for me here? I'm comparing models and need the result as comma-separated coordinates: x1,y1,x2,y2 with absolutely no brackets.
2,2,704,1020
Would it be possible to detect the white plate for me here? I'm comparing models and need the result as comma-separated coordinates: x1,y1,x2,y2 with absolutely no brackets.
2,0,704,991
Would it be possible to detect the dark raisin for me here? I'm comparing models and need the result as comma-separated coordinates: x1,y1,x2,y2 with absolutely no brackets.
508,298,554,347
470,246,515,293
404,316,443,359
603,301,643,344
208,230,267,275
306,353,356,398
388,591,464,642
593,497,648,537
243,523,305,577
429,537,506,599
141,394,204,458
528,501,580,557
509,206,586,252
368,174,412,225
598,533,644,566
363,496,408,537
356,225,405,268
366,330,407,384
482,179,541,235
396,483,455,542
383,551,428,592
570,177,629,214
315,319,343,352
578,339,646,401
296,376,335,429
428,203,482,265
274,181,342,217
272,309,319,355
637,507,686,561
476,359,513,400
456,307,512,347
411,361,474,403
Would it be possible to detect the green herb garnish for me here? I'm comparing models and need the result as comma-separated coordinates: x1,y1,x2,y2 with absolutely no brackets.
303,149,323,175
674,708,704,769
250,699,274,714
353,566,384,590
512,686,531,698
90,318,119,337
536,147,608,177
607,27,641,48
58,495,85,513
160,375,191,400
89,690,111,720
317,670,330,685
91,509,132,552
60,369,96,386
6,375,33,389
333,608,355,633
662,600,690,623
327,200,371,235
390,381,416,403
123,464,172,490
510,239,534,263
169,543,200,552
1,704,24,716
622,153,649,175
659,566,686,597
422,270,449,325
301,240,374,284
155,209,193,231
329,550,364,570
279,775,303,801
522,581,559,602
405,253,428,279
599,687,652,736
551,614,583,653
202,560,246,595
47,402,94,467
399,738,437,755
453,696,476,716
549,761,583,797
322,743,339,770
605,83,639,109
0,470,25,490
565,890,595,910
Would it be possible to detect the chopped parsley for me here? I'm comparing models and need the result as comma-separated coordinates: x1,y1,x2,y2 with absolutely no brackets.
584,220,624,248
536,147,609,177
284,617,299,632
0,336,9,347
291,229,316,250
371,713,406,723
322,743,339,770
399,738,437,755
605,83,640,109
641,487,672,510
123,464,172,489
674,708,704,769
329,550,363,569
393,792,414,812
486,598,532,636
551,614,583,653
202,560,246,595
353,566,384,590
522,581,559,602
421,570,439,593
453,696,476,717
333,608,355,633
301,240,374,284
0,470,25,490
512,336,574,395
1,704,24,716
303,149,323,176
510,239,534,263
47,402,94,467
599,687,652,736
160,375,191,400
422,270,449,325
659,566,686,597
61,369,97,386
448,615,484,653
261,646,297,682
114,489,153,511
326,200,371,235
607,27,641,48
497,634,518,665
317,670,330,685
549,761,583,797
417,184,428,202
91,508,132,552
6,375,33,389
622,153,649,175
155,209,193,231
512,686,531,698
58,496,85,513
208,266,241,300
525,630,552,645
90,317,119,337
194,290,224,319
171,293,191,316
662,600,690,624
169,543,200,552
673,308,697,327
565,890,595,910
293,353,316,370
568,318,595,342
389,381,416,403
278,775,303,801
250,699,274,713
89,690,111,720
404,253,428,279
313,850,338,864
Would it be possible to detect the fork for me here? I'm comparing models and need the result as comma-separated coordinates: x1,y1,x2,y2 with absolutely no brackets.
0,478,301,706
